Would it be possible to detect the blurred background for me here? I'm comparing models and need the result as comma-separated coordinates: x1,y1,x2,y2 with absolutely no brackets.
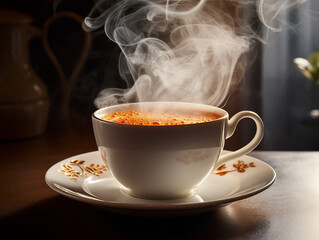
0,0,318,150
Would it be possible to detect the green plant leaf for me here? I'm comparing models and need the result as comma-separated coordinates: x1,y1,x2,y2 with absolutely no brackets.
307,51,319,81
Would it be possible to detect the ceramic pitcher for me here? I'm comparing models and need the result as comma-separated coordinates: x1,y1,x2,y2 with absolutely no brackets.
0,9,50,140
0,9,91,140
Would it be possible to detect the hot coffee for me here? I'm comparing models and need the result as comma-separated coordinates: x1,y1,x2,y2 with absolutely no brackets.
101,109,222,126
93,102,264,199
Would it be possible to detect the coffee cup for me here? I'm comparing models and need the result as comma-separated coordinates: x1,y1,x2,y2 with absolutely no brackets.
92,102,264,199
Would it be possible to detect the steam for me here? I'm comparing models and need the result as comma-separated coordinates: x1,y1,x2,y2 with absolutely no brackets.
84,0,305,108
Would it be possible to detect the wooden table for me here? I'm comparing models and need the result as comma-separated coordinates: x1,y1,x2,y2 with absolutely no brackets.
1,121,318,239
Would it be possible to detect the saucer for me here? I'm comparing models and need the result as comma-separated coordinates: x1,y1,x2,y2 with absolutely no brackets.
45,151,276,216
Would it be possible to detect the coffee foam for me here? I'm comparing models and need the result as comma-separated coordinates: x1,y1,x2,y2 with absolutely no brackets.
101,109,222,126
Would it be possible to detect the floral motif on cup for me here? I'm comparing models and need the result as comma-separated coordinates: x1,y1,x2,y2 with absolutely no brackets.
176,150,212,164
58,159,107,182
214,160,256,176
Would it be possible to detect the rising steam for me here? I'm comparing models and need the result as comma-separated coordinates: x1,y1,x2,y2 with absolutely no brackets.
84,0,305,108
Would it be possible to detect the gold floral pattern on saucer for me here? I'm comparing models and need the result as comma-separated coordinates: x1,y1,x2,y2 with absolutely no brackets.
214,160,256,176
58,159,107,182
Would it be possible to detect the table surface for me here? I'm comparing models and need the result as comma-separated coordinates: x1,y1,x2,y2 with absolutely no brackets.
1,121,319,240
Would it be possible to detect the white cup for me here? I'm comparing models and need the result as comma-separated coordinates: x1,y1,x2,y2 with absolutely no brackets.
92,102,264,200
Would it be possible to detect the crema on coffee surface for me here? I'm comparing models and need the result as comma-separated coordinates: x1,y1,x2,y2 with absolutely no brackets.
101,110,222,126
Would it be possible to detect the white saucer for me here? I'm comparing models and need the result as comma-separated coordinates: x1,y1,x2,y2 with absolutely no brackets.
45,151,276,216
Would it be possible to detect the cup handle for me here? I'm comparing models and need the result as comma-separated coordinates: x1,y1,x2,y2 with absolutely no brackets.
215,111,264,168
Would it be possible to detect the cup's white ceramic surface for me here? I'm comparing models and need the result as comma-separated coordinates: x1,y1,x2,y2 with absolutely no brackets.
92,102,264,200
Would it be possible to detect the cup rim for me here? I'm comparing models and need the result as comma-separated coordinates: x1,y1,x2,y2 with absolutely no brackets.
92,101,228,127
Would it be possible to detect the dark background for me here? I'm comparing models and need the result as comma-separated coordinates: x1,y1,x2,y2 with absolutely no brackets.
1,0,125,122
